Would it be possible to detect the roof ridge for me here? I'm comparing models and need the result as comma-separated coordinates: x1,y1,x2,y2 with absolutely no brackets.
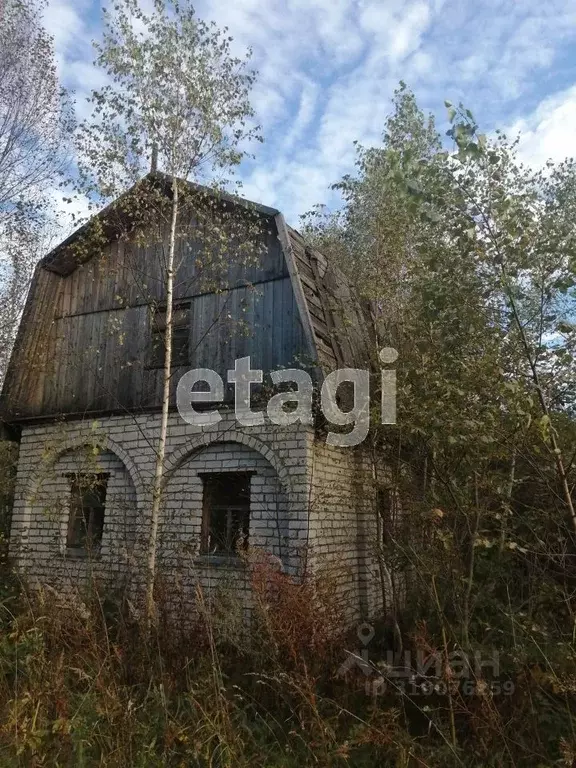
42,172,280,276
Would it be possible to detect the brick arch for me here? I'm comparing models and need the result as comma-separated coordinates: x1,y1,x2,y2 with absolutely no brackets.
23,434,146,512
164,431,292,494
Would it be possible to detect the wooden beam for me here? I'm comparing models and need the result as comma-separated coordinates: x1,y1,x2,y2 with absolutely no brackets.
274,215,319,365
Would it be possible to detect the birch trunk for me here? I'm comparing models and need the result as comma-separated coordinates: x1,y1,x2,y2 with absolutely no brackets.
145,175,179,625
501,262,576,536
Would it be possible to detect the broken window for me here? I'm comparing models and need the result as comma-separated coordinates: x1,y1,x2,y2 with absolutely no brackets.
200,473,251,555
150,301,190,368
66,474,108,552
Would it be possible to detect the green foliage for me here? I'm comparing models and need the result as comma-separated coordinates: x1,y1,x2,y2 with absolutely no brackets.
0,568,407,767
304,83,576,764
0,440,18,530
68,0,266,625
0,0,73,385
74,0,260,208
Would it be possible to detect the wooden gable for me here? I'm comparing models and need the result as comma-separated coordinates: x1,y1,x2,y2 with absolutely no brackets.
1,176,373,422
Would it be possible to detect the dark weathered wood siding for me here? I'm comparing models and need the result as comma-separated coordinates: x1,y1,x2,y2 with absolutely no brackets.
3,216,310,419
2,175,374,423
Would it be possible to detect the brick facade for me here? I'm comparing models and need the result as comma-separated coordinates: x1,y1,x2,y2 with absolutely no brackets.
10,410,384,621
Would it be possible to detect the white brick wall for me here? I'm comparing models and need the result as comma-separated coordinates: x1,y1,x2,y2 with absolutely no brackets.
10,411,311,596
10,409,384,620
307,442,384,620
10,445,138,594
158,440,292,607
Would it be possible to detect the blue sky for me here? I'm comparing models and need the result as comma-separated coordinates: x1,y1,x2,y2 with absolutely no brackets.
44,0,576,226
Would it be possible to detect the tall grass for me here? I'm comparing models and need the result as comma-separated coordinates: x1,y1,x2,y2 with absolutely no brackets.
0,550,575,766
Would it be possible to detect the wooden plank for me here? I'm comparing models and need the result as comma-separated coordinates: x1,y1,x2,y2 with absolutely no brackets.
130,305,147,408
71,312,87,410
77,313,91,409
82,261,93,315
289,228,306,246
60,270,71,318
262,278,274,375
240,284,255,365
19,269,60,413
327,305,354,367
55,316,71,410
272,275,284,370
217,290,231,372
67,266,77,316
97,242,115,311
253,282,264,370
300,288,324,315
307,302,330,329
189,292,203,368
274,214,318,365
316,338,337,369
280,276,295,365
295,261,315,284
6,206,336,418
306,246,347,369
28,276,56,412
312,327,335,349
98,309,117,411
299,271,322,296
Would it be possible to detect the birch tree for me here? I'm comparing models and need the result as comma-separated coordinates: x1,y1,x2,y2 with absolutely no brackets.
74,0,260,623
440,104,576,532
305,84,576,651
0,0,72,384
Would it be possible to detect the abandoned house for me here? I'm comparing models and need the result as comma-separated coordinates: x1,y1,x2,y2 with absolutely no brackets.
0,173,389,620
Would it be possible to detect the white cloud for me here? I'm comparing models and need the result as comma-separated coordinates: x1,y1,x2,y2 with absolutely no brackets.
43,0,91,71
360,0,431,63
510,85,576,168
43,0,576,225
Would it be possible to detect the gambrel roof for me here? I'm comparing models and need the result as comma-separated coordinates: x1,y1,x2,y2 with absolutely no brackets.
1,173,374,421
40,172,373,371
278,219,373,371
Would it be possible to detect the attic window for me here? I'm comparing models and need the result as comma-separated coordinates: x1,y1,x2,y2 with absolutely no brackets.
200,473,251,556
66,473,108,553
150,302,190,368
